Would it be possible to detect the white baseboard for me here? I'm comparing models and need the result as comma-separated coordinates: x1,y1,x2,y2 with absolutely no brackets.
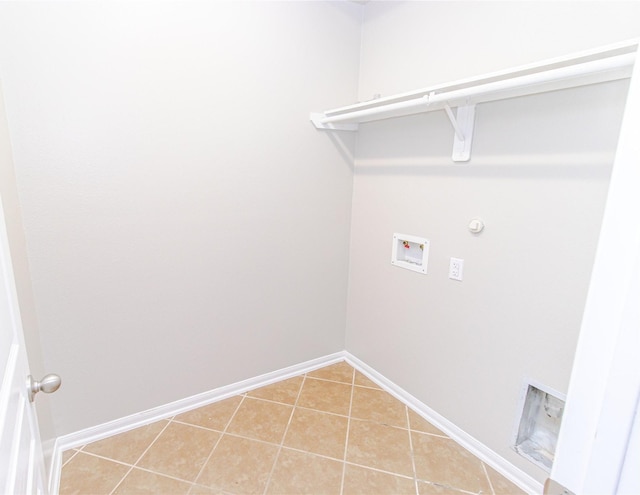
50,350,542,495
343,351,543,495
48,351,345,494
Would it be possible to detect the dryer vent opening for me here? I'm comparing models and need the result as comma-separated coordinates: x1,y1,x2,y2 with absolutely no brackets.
513,381,566,472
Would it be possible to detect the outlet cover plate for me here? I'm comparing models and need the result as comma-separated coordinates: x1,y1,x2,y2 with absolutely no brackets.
449,257,464,281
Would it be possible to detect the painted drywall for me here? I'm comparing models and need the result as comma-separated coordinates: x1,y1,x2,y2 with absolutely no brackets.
357,1,640,101
346,1,640,484
0,1,361,436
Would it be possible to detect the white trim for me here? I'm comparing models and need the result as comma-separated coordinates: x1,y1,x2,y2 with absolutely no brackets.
343,352,543,495
551,39,640,495
50,350,541,495
49,352,345,494
317,39,637,125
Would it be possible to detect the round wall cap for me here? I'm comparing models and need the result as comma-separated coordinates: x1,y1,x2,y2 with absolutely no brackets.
468,218,484,234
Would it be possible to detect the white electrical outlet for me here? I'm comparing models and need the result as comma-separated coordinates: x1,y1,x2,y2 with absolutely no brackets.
449,257,464,281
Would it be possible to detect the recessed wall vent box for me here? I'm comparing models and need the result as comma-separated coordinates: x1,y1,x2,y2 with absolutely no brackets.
391,234,429,274
513,380,566,472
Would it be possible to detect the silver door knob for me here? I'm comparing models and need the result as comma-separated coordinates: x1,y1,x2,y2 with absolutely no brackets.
28,374,61,402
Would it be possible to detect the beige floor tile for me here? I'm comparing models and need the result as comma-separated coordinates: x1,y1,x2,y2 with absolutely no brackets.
61,449,79,467
82,420,167,465
408,409,447,437
283,407,348,460
417,480,470,494
412,432,491,494
246,376,303,405
196,434,279,494
354,371,382,389
297,377,352,416
59,452,130,495
188,484,230,494
266,449,343,495
112,467,192,494
485,464,527,495
136,421,219,482
307,361,354,384
59,369,520,495
226,397,293,444
346,419,414,477
343,464,416,495
351,386,408,428
174,396,242,431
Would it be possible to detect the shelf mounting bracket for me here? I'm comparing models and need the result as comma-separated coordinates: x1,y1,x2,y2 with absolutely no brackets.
310,113,358,132
443,103,476,162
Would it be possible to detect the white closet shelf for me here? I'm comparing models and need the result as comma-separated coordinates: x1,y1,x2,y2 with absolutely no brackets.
310,39,638,162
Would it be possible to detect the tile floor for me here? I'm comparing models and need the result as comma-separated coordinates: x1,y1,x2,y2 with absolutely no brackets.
59,361,526,495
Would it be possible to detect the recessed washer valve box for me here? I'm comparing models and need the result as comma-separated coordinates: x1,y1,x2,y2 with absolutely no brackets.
391,234,430,275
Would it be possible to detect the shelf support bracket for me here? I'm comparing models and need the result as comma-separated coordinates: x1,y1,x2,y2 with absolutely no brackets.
310,113,358,132
443,103,476,162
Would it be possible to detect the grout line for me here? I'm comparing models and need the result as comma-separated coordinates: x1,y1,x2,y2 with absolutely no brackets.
216,431,289,449
412,473,480,495
342,459,416,481
191,394,247,489
61,362,489,495
118,464,202,487
74,450,195,495
339,365,356,495
75,447,422,493
482,461,497,495
70,450,134,468
243,396,301,409
107,419,173,495
419,480,478,495
261,373,306,495
61,361,510,495
305,375,381,391
304,375,354,386
60,448,80,468
239,395,296,408
188,482,236,495
273,444,348,464
406,405,420,495
169,419,227,433
354,383,383,391
345,414,416,433
294,403,350,419
353,375,384,391
234,383,415,427
411,428,453,440
131,419,172,466
78,445,420,488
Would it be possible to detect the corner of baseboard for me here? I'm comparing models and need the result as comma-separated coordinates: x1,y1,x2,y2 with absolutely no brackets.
50,349,541,495
343,351,543,495
52,351,347,451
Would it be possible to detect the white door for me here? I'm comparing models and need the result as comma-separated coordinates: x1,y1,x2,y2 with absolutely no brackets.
550,47,640,494
0,110,48,493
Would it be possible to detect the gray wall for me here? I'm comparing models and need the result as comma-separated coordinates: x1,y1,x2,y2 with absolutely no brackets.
346,1,640,483
0,1,361,437
2,1,640,484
